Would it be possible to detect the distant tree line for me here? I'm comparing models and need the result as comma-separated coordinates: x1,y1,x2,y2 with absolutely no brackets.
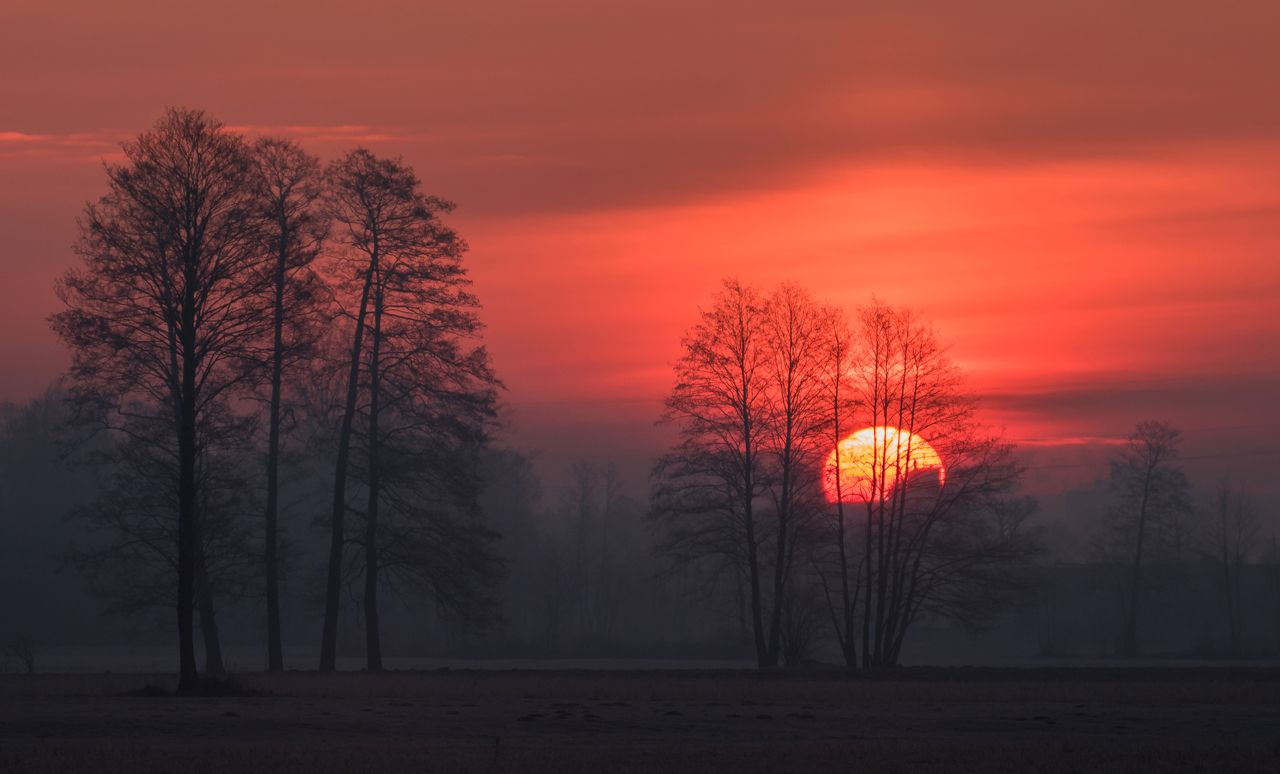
0,386,719,672
1091,420,1267,658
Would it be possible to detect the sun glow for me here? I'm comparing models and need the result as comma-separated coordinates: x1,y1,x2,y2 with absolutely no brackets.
823,426,945,503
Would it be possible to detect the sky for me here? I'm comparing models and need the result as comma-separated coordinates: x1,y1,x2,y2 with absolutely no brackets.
2,0,1278,500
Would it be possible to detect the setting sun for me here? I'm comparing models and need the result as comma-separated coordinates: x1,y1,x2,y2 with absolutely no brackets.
823,426,945,503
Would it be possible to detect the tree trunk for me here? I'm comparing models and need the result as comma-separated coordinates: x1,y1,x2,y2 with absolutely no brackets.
836,504,857,668
830,359,857,669
733,564,749,646
860,355,882,670
194,535,225,676
363,285,384,672
861,503,873,669
1122,473,1153,658
319,253,377,672
176,272,199,693
873,492,890,666
766,435,791,668
832,391,856,668
1225,551,1242,657
741,406,768,668
743,506,767,667
264,226,286,673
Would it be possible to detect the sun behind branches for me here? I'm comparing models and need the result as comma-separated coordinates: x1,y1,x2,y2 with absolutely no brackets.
823,426,945,503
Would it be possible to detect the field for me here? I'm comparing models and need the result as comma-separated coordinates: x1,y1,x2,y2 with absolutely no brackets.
2,668,1278,773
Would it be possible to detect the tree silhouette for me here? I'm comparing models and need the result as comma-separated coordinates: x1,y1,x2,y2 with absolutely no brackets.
844,302,1036,668
1203,479,1259,656
51,109,268,691
813,304,860,667
250,137,329,672
319,149,502,671
759,284,832,666
1098,420,1193,658
651,279,776,667
655,286,1040,669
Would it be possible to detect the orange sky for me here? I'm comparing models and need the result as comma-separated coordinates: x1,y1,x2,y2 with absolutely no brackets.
2,0,1278,495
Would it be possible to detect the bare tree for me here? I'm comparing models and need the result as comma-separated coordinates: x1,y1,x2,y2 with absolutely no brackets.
759,284,831,665
651,279,776,667
590,464,633,641
654,287,1037,669
558,462,636,644
251,137,328,672
836,302,1038,668
317,149,405,671
566,460,599,637
812,305,861,667
1202,478,1260,656
1097,420,1193,658
52,109,267,691
320,149,502,671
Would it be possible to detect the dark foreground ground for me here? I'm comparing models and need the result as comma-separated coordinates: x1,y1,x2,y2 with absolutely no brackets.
2,668,1278,773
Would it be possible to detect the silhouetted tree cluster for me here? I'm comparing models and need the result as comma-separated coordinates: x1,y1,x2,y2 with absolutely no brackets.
542,462,640,648
651,280,1041,669
318,148,501,672
833,303,1038,668
1087,421,1273,658
52,109,501,689
1091,421,1193,657
1205,478,1260,656
472,454,683,658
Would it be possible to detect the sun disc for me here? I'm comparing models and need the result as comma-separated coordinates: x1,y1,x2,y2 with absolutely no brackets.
823,426,944,503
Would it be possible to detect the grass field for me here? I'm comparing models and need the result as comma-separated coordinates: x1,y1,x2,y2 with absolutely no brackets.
2,668,1278,772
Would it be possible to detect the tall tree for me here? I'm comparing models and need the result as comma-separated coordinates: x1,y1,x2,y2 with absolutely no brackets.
567,460,599,637
1203,478,1258,657
318,149,391,671
759,284,830,665
320,149,502,671
251,137,328,672
651,279,776,667
830,301,1038,667
561,461,635,643
1098,420,1193,658
52,109,267,691
813,305,860,668
587,464,632,641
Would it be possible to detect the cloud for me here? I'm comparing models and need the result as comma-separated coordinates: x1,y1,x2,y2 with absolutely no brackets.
4,0,1279,214
223,124,435,144
0,130,122,160
0,131,49,143
980,372,1280,443
0,123,431,161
